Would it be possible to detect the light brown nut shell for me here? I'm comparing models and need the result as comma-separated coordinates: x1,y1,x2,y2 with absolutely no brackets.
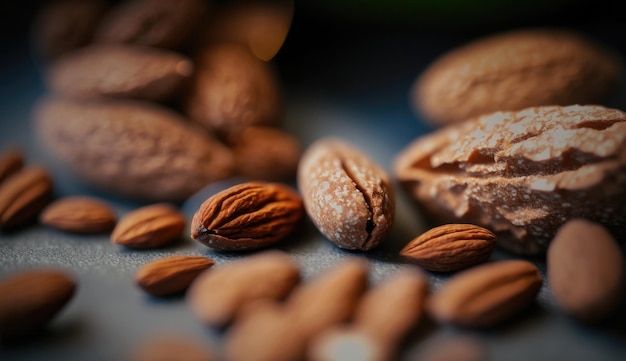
34,97,234,202
111,203,185,249
46,44,193,102
135,255,215,297
394,105,626,254
298,138,395,251
413,28,622,126
40,196,116,233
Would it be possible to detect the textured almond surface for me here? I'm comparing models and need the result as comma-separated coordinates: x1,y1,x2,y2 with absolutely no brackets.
191,181,304,251
0,148,24,184
401,224,496,272
395,105,626,254
0,269,76,340
46,44,193,101
34,97,234,202
548,219,625,323
413,28,622,126
298,138,395,250
0,166,53,229
185,44,282,138
40,196,116,233
95,0,208,49
186,250,300,328
427,260,542,328
135,256,214,297
111,204,185,249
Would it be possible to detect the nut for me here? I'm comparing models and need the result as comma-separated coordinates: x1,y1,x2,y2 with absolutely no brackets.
413,28,622,126
111,203,185,249
185,44,282,138
0,148,24,184
191,181,304,251
548,219,625,323
0,166,53,230
35,97,234,202
186,250,300,328
135,255,215,297
400,224,496,272
40,196,116,234
125,335,215,361
394,104,626,254
298,138,395,250
427,260,542,328
0,269,76,341
46,44,193,102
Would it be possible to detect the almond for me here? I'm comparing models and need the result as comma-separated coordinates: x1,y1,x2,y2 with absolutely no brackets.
126,335,216,361
186,250,300,328
0,269,76,340
191,181,304,251
427,260,542,328
135,255,215,297
111,203,185,249
400,224,496,272
548,219,625,323
0,148,24,185
40,196,116,234
0,166,53,230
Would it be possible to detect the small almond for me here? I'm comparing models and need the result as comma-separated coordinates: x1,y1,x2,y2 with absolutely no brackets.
186,250,300,328
135,256,215,297
191,181,304,251
0,149,24,184
0,269,76,340
0,166,53,230
40,196,116,233
427,260,542,328
111,203,185,248
400,224,496,272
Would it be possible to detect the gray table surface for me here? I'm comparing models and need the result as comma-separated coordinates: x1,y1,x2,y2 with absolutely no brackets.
2,3,626,360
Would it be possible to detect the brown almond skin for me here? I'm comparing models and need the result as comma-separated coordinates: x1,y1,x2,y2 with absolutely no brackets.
413,28,622,126
401,224,496,272
229,126,301,181
0,149,24,184
548,219,625,323
35,97,234,202
95,0,208,50
185,44,282,138
126,336,215,361
427,260,542,328
111,204,185,249
135,256,214,297
0,166,53,230
186,250,300,328
0,269,76,341
46,44,193,102
40,196,116,234
191,182,304,251
298,138,395,251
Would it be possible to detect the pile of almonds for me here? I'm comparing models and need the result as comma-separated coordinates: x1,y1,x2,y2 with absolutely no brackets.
1,1,625,359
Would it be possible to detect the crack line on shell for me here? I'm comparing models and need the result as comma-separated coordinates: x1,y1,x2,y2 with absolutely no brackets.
339,158,375,249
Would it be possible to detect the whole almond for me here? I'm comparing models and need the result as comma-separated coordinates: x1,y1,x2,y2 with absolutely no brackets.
413,28,622,126
400,224,496,272
135,256,214,297
126,335,215,361
0,269,76,340
0,149,24,185
40,196,116,234
548,219,625,323
46,44,194,102
427,260,542,328
191,181,304,251
0,166,53,230
111,203,185,249
35,97,234,202
298,138,395,251
185,44,282,138
186,250,300,328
